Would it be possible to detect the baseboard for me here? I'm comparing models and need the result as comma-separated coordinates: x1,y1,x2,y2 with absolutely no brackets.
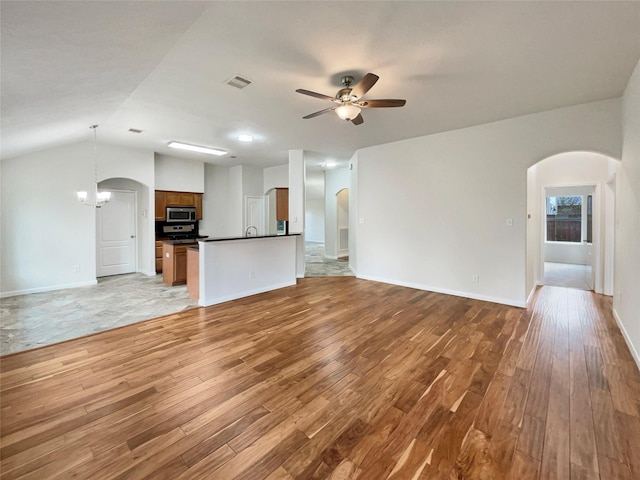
612,307,640,371
0,280,98,298
356,274,526,308
526,285,539,307
324,254,338,260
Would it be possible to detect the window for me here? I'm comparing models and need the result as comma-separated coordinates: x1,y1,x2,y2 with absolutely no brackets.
546,195,592,243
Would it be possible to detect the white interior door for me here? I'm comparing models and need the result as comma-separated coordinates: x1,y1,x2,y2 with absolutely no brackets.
96,190,137,277
245,196,265,235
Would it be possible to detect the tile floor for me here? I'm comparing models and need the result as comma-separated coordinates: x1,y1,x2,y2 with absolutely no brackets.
304,242,354,277
1,243,354,355
1,274,198,356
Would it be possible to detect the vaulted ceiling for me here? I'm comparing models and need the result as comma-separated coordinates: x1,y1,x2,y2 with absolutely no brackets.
2,1,639,167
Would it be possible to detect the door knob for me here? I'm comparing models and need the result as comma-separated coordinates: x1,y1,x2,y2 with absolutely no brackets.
131,235,135,238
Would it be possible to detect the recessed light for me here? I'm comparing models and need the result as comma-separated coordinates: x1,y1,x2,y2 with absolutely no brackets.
237,134,254,142
325,161,337,168
168,141,227,156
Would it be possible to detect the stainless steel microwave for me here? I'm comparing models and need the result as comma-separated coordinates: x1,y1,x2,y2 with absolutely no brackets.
166,207,196,223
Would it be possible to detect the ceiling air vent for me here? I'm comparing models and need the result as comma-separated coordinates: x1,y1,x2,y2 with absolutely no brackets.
225,75,252,89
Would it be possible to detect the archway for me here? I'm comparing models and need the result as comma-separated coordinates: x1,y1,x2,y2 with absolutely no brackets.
97,177,151,277
526,151,619,297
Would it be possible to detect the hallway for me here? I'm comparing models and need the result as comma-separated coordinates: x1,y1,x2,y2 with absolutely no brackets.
304,242,354,277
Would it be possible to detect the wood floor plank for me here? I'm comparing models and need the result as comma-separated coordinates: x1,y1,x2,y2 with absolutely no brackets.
2,279,638,479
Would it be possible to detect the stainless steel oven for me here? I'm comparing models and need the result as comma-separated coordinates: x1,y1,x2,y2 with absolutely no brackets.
166,207,196,223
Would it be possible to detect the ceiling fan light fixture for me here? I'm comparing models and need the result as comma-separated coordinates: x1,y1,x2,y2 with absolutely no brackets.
335,104,361,121
168,141,227,156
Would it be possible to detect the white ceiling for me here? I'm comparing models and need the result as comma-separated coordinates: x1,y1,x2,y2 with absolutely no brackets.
2,1,639,168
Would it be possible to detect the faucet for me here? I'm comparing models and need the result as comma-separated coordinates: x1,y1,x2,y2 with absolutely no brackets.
245,225,258,237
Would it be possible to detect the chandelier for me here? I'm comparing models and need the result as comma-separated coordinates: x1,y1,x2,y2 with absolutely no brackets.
76,125,111,208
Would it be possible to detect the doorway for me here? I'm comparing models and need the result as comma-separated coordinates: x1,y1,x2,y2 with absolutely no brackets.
542,186,595,291
96,190,137,277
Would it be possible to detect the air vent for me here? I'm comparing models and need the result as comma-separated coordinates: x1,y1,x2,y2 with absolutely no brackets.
225,75,252,89
128,128,143,134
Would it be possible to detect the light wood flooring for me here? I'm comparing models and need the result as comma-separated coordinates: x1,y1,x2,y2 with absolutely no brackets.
1,278,639,479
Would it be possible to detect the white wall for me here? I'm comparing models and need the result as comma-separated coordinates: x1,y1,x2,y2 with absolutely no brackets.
1,142,155,296
615,59,640,366
305,169,325,243
288,150,305,235
349,152,359,273
355,99,621,307
325,167,350,258
544,242,590,265
200,164,232,238
154,154,204,192
228,166,243,236
263,164,288,193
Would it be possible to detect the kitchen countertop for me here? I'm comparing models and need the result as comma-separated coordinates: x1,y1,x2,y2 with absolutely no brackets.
161,236,208,245
200,233,300,243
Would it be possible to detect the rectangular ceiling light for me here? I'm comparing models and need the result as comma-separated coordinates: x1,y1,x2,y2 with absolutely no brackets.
168,141,227,156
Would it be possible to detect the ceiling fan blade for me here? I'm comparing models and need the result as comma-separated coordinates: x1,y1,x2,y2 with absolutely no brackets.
303,106,337,119
360,99,406,108
351,73,379,99
351,114,364,125
296,89,335,101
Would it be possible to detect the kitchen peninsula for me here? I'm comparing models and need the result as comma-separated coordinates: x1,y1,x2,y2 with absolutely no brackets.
195,234,302,307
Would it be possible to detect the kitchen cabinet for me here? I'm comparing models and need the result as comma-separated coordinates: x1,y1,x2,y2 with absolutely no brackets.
276,188,289,221
154,190,203,221
155,240,163,273
162,242,189,286
195,193,203,220
155,192,167,220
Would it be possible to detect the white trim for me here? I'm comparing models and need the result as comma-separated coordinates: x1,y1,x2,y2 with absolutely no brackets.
356,274,526,308
612,308,640,371
0,280,98,298
526,285,539,306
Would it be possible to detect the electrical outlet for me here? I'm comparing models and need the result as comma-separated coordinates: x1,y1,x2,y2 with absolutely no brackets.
472,274,479,283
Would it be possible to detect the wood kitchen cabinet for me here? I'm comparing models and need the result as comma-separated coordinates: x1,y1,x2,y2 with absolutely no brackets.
155,240,163,273
194,193,203,220
155,191,167,220
162,243,188,286
154,190,203,221
276,188,289,221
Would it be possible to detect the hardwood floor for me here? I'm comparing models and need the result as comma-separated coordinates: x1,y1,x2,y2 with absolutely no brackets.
1,278,639,479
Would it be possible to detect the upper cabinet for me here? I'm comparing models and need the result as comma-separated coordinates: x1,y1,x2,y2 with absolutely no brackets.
276,188,289,221
155,191,167,220
155,190,203,221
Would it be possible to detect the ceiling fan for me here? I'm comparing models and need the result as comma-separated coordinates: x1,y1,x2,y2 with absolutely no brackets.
296,73,406,125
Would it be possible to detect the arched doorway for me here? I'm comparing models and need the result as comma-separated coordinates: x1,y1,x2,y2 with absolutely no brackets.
97,178,150,277
526,152,619,295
